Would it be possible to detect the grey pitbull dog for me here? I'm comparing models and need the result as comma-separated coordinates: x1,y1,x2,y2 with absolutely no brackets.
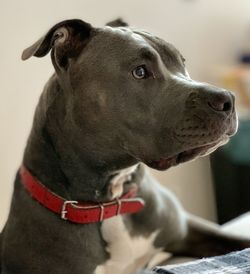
1,18,249,274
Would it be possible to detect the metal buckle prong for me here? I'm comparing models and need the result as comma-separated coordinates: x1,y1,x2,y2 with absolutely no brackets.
116,199,122,215
99,204,104,222
61,200,78,220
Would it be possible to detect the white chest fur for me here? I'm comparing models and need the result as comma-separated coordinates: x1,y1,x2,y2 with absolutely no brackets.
94,216,160,274
109,164,139,199
94,164,161,274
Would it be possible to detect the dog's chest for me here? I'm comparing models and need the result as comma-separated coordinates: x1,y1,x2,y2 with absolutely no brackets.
94,216,159,274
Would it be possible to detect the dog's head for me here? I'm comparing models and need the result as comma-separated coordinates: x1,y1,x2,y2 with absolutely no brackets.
22,19,237,171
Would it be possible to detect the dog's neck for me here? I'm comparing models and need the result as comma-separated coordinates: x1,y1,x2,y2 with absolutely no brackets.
22,75,139,202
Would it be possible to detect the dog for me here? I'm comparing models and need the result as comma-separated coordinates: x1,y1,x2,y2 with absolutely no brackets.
1,18,249,274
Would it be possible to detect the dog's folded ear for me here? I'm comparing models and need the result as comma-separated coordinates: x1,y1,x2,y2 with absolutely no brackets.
21,19,92,69
106,18,129,27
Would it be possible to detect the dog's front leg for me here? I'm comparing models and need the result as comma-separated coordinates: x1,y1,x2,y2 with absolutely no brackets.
135,172,250,260
165,213,250,258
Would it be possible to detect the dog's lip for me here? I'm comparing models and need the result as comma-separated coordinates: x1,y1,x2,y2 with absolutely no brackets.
145,143,216,171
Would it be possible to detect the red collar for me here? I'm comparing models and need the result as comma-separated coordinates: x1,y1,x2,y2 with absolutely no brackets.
20,166,145,224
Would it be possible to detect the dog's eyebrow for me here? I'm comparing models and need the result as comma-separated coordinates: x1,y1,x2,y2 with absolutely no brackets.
139,48,156,61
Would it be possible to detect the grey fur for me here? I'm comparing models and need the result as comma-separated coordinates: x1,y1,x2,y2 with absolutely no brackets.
0,18,249,274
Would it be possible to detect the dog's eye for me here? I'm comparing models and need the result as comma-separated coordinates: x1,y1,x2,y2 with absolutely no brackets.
132,65,149,79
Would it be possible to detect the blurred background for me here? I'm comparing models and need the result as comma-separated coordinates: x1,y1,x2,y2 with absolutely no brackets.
0,0,250,230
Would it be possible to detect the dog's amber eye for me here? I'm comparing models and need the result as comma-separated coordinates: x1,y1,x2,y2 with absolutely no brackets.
132,66,149,79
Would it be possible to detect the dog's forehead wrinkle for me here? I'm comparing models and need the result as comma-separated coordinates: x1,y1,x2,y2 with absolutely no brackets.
139,46,159,61
135,30,179,56
131,32,146,43
102,26,146,43
133,31,186,74
86,28,152,63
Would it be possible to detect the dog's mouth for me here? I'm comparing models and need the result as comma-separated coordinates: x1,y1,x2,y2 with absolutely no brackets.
145,142,218,171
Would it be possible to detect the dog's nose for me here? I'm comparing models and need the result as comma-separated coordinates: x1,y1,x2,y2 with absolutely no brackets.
186,86,235,116
207,91,233,114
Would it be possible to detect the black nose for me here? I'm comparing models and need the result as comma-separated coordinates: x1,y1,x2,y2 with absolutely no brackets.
186,86,235,116
207,91,233,113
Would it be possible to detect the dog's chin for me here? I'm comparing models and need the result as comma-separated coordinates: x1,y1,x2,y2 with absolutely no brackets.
145,138,229,171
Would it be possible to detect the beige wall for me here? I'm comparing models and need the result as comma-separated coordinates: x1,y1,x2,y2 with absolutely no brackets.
1,0,250,230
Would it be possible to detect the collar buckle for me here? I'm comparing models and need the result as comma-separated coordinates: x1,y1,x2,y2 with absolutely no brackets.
61,200,78,220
